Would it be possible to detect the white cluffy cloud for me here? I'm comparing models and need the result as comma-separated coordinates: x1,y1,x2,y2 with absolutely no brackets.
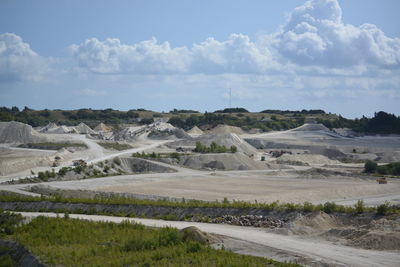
69,0,400,75
0,33,49,82
274,0,400,68
70,34,274,74
69,38,191,74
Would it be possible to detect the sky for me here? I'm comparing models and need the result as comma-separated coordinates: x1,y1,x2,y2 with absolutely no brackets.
0,0,399,118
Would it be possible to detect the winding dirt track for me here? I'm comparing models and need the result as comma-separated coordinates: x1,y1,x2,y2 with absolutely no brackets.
16,212,400,267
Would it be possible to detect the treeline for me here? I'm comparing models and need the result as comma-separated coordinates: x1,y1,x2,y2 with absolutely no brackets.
317,111,400,134
0,107,144,127
194,142,237,153
364,160,400,176
260,109,326,115
170,109,200,114
168,112,304,131
214,107,249,113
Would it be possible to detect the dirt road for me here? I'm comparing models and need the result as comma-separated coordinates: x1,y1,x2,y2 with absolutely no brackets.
15,212,400,267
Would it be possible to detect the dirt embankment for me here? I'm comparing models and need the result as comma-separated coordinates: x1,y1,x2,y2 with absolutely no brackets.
119,157,176,173
179,152,266,170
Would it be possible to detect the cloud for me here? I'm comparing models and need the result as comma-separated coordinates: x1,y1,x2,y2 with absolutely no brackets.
69,37,191,74
70,34,274,75
191,34,274,74
70,0,400,76
0,33,49,82
274,0,400,68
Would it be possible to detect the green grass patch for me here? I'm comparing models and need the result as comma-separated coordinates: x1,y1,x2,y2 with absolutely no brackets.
97,142,132,151
18,142,87,150
1,192,399,215
11,215,297,267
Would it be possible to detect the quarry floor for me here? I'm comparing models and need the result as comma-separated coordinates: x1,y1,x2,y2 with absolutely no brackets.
3,167,400,206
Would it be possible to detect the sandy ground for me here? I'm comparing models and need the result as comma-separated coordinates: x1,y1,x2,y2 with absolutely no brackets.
3,168,400,206
15,212,400,267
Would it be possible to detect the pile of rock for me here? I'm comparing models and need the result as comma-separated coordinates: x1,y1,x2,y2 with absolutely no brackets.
212,215,284,228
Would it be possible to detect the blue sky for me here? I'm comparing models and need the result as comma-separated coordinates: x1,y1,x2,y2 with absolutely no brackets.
0,0,399,118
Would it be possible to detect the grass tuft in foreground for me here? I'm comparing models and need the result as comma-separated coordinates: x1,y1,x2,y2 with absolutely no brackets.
11,215,299,267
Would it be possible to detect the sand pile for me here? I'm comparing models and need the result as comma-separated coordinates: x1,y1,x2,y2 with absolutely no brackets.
74,123,96,134
147,122,191,140
209,124,246,135
94,123,113,132
40,123,76,134
180,152,265,170
39,122,58,132
111,122,191,141
0,121,44,144
151,121,175,131
201,133,257,156
349,231,400,250
288,211,340,235
292,123,330,132
52,126,76,134
187,126,204,136
276,154,340,166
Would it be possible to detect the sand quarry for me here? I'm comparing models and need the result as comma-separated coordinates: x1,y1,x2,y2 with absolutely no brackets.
1,120,400,265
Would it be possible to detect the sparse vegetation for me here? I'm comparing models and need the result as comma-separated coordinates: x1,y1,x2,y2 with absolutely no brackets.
18,142,87,150
0,210,297,267
97,142,132,151
364,161,400,176
364,160,378,173
132,151,161,159
0,193,398,215
193,142,237,153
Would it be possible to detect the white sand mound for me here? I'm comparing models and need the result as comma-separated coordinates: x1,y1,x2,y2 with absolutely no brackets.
74,123,96,134
201,133,257,156
112,122,191,141
39,122,58,133
187,126,204,136
181,152,266,170
51,126,76,134
291,123,330,132
209,124,246,135
0,121,44,144
150,121,176,131
94,123,113,132
289,211,340,235
276,154,340,165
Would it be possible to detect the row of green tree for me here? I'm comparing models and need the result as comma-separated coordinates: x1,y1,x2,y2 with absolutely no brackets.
0,107,144,127
168,113,305,131
364,160,400,176
317,111,400,134
193,142,237,153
